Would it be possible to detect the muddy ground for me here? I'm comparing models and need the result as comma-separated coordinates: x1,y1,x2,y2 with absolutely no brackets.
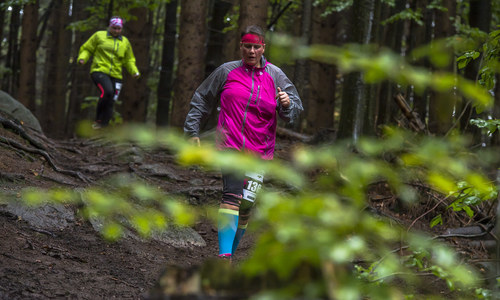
0,119,288,299
0,117,494,299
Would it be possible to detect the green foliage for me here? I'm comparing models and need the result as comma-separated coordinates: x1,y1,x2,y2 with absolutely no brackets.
0,0,35,10
221,4,239,34
20,124,498,298
313,0,354,16
447,180,498,218
269,34,494,113
470,118,500,135
412,39,456,68
381,8,423,26
22,174,197,242
457,51,481,69
427,0,447,11
476,287,494,299
430,214,443,228
456,26,500,91
68,0,162,32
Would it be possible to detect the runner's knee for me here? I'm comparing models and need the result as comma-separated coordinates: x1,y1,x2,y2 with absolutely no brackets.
102,89,114,100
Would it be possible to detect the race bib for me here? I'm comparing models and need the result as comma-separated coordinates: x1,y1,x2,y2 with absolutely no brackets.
114,82,122,101
243,171,264,202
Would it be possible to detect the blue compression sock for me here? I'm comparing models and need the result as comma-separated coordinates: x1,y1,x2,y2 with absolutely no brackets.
231,226,246,255
218,208,239,256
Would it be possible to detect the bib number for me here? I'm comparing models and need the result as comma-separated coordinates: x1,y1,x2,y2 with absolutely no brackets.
243,171,264,202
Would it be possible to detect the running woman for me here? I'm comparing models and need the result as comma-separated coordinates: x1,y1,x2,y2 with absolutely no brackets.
78,16,140,128
184,25,303,259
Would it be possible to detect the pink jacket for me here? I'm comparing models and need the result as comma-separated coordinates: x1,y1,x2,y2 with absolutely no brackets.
184,57,303,160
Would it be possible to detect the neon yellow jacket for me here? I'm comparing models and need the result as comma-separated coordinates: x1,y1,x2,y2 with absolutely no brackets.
78,31,139,80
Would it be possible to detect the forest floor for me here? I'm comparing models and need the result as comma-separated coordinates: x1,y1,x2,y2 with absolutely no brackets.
0,117,494,299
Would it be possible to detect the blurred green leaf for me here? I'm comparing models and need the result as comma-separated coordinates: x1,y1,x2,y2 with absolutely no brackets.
430,214,443,228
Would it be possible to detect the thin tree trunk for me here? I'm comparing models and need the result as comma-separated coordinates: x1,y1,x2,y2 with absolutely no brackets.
221,0,238,62
492,74,500,146
292,0,312,132
170,0,208,127
0,7,5,45
18,1,39,111
0,7,6,89
120,7,152,123
376,0,407,128
409,0,432,125
305,3,340,134
206,0,233,74
65,0,93,137
337,0,376,141
2,5,20,97
41,0,71,138
156,0,178,127
200,0,234,130
459,0,492,140
427,0,456,136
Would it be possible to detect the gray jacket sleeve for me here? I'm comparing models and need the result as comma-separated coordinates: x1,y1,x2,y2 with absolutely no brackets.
267,64,304,124
183,63,233,137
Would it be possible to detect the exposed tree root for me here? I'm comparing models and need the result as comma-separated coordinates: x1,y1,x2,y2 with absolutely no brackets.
0,171,25,182
0,116,91,183
0,115,50,152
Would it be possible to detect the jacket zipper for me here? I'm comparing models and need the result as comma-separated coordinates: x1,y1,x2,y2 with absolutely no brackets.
255,84,261,105
241,69,256,150
110,38,118,75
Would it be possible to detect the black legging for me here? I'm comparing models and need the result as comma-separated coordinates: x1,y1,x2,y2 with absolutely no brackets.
91,72,122,126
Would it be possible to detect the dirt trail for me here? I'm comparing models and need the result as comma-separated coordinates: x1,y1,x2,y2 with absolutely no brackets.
0,122,260,299
0,121,493,299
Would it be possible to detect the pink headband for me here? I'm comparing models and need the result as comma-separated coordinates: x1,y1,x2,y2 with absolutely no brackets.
109,17,123,28
241,33,264,45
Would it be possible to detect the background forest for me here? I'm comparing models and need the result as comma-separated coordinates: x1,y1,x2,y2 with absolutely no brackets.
1,0,500,299
0,0,498,141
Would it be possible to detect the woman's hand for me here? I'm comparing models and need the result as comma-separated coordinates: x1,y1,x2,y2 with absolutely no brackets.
277,87,290,108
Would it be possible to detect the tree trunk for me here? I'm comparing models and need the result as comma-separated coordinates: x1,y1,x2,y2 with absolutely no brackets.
2,5,21,98
199,0,234,131
170,0,208,128
206,0,233,75
120,7,152,123
0,7,5,45
469,0,492,33
65,0,93,137
408,0,432,126
220,1,238,62
238,0,267,33
18,1,39,112
156,0,179,127
337,0,376,141
232,0,268,59
376,0,407,128
305,3,340,134
291,0,312,132
492,73,500,146
41,0,71,138
459,0,492,141
427,0,456,136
